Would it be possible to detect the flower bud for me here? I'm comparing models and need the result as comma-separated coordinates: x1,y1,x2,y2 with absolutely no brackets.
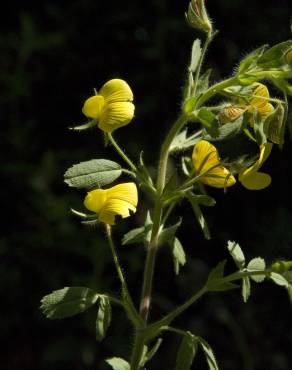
186,0,213,34
219,106,245,124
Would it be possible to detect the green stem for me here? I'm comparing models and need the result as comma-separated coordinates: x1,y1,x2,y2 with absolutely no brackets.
108,133,137,172
105,225,142,328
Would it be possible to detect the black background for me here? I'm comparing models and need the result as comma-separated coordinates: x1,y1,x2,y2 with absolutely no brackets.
2,1,292,369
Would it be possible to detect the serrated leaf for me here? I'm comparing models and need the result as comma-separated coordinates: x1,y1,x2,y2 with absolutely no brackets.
175,332,198,370
242,277,251,303
106,357,130,370
159,219,181,246
198,337,219,370
96,296,112,341
170,129,201,153
171,237,186,275
64,159,122,189
270,272,289,287
40,287,98,319
247,257,266,282
227,240,245,269
187,193,211,240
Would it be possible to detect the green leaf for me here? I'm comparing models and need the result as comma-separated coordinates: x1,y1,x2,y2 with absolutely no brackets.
175,332,198,370
197,69,212,94
257,40,292,68
197,108,220,137
272,78,292,96
40,287,98,319
171,237,186,275
198,337,219,370
122,224,152,246
227,240,245,269
270,272,289,287
191,194,216,207
190,39,202,73
105,357,130,370
207,260,238,292
203,115,244,142
247,257,266,283
238,44,268,74
96,296,112,341
241,277,251,303
187,193,211,240
64,159,122,189
170,129,201,153
159,219,182,246
264,102,285,146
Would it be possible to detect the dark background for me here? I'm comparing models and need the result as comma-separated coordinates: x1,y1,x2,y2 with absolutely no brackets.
2,1,292,369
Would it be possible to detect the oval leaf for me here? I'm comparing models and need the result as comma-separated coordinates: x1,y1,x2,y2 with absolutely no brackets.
64,159,122,189
106,357,130,370
175,332,198,370
96,296,112,341
247,257,266,282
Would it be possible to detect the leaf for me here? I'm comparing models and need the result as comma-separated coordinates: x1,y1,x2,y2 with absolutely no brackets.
207,260,238,292
197,108,220,137
40,287,98,319
257,40,292,68
175,332,198,370
247,257,266,283
271,78,292,96
187,193,211,240
105,357,130,370
241,277,251,303
122,224,152,246
238,44,268,73
64,159,122,189
96,296,112,341
143,338,163,365
171,237,186,275
264,102,285,146
197,68,212,94
227,240,245,269
203,115,244,142
198,337,219,370
270,272,289,287
159,219,182,246
191,194,216,207
190,39,202,73
170,129,201,152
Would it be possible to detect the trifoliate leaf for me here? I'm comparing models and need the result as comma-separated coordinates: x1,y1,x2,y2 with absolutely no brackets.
270,272,289,287
64,159,122,189
96,296,112,341
175,332,198,370
227,240,245,269
105,357,130,370
40,287,98,319
247,257,266,283
241,277,251,303
171,237,186,275
198,337,219,370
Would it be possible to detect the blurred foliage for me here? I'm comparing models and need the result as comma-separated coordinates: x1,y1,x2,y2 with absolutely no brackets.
1,0,292,369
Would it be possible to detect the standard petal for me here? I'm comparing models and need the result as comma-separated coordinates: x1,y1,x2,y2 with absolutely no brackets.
82,95,105,119
99,102,135,133
192,140,220,174
105,182,138,207
99,79,133,104
250,83,270,109
259,102,274,118
202,168,236,188
84,189,107,213
99,199,137,225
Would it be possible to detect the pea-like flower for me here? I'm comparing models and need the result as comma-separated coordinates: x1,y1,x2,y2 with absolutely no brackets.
84,182,138,225
238,143,273,190
192,140,236,188
248,83,274,119
82,79,135,133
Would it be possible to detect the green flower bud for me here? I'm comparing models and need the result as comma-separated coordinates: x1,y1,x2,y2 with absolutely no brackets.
186,0,213,34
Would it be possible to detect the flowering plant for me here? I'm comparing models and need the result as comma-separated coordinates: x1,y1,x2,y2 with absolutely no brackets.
40,1,292,369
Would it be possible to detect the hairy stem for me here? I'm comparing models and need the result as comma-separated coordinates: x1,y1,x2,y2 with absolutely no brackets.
108,133,137,172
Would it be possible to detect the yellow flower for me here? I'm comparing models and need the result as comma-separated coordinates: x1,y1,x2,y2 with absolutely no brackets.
192,140,236,188
84,182,138,225
82,79,135,133
248,83,274,119
238,143,273,190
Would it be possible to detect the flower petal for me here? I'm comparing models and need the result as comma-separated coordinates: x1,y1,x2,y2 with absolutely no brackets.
82,95,105,119
99,79,133,104
105,182,138,207
99,102,135,133
99,199,136,225
259,102,274,118
202,167,236,188
84,189,107,213
250,83,270,109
